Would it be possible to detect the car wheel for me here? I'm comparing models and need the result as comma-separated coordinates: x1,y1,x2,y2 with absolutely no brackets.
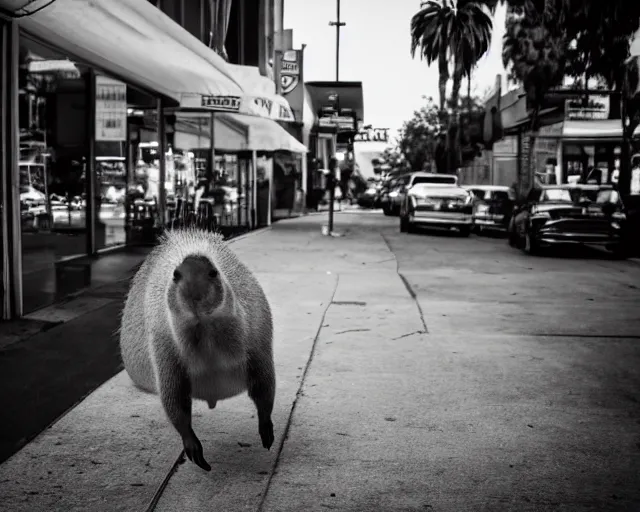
400,215,409,233
459,226,471,237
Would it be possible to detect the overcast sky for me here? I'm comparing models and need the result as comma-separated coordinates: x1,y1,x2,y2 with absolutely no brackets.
284,0,508,139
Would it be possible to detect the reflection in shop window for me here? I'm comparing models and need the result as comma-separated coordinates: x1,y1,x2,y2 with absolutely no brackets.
18,35,90,313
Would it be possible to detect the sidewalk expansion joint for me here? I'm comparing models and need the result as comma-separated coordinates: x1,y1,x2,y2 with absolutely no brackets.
144,451,187,512
380,233,429,334
256,272,340,512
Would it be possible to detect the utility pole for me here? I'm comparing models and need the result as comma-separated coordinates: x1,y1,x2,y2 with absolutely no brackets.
326,0,345,235
329,0,345,82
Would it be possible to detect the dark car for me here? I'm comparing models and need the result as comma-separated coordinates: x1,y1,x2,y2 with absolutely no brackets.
507,184,628,257
466,185,515,234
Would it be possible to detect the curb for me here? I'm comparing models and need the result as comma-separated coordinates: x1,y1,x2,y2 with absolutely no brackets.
227,226,272,244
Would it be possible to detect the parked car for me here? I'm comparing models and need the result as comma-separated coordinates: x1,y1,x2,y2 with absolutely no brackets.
399,183,474,236
357,185,380,208
507,184,628,257
387,172,458,217
381,175,410,216
466,185,515,234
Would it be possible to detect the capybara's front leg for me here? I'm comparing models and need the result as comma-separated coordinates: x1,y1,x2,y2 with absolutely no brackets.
247,351,276,450
153,339,211,471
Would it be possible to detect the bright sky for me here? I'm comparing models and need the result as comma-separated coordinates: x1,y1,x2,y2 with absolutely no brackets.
284,0,508,139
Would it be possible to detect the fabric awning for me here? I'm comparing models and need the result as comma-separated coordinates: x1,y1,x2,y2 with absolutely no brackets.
9,0,244,105
218,114,308,153
7,0,296,122
179,64,295,123
563,120,640,139
172,113,307,153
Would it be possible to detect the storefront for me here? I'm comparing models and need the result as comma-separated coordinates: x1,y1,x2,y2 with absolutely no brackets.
0,0,302,319
304,81,364,210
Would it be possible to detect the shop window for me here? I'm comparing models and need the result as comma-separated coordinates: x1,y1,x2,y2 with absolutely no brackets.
167,114,247,233
18,35,91,313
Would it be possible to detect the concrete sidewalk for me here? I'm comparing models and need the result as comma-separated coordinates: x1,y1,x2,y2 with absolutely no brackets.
0,214,407,511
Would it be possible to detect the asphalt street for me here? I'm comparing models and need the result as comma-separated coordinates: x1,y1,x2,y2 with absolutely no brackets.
0,211,639,511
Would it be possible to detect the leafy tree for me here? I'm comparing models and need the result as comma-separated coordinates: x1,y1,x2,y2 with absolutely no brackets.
410,0,496,172
501,0,566,196
563,1,640,196
397,96,442,173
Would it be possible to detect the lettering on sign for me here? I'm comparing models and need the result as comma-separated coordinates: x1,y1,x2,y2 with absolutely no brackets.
254,97,274,114
319,115,356,131
354,128,389,143
201,95,242,112
279,50,301,94
280,104,292,119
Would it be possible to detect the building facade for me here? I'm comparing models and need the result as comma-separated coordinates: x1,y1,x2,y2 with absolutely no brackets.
0,0,303,320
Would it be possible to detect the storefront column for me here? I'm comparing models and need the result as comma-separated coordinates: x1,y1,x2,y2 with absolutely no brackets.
267,158,272,226
251,150,258,229
157,98,166,228
86,69,97,255
0,19,22,318
209,111,215,187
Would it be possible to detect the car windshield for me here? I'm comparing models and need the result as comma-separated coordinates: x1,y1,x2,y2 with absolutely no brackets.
412,175,457,185
541,188,572,202
492,191,511,202
470,189,487,200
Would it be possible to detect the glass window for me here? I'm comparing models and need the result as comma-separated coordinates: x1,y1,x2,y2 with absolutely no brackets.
19,35,90,313
541,188,572,202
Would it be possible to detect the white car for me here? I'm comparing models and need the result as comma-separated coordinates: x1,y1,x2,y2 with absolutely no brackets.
399,183,474,236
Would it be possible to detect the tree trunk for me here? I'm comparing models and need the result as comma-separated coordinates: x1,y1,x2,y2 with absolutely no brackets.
437,46,449,115
448,63,464,173
523,107,541,197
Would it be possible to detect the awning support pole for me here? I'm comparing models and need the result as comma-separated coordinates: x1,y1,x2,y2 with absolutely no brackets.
158,97,166,230
252,150,258,228
86,69,97,255
1,19,22,318
267,155,272,226
210,111,215,202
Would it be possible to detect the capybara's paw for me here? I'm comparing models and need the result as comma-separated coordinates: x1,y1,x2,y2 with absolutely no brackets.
183,433,211,471
259,418,274,450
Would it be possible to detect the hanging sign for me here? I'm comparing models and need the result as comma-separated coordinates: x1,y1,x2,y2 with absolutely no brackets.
95,75,127,141
354,128,389,142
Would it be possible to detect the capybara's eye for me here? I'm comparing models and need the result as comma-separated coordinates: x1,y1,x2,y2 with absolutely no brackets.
173,269,182,281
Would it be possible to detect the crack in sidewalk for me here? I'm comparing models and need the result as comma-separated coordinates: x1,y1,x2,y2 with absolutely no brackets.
256,272,340,512
380,234,429,334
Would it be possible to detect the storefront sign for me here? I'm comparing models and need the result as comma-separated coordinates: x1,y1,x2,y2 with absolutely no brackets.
318,114,356,132
201,95,242,112
95,75,127,141
274,49,304,123
199,94,295,122
565,95,610,121
354,128,389,142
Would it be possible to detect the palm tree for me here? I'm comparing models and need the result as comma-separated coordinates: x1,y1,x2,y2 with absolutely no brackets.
410,0,495,171
501,0,566,196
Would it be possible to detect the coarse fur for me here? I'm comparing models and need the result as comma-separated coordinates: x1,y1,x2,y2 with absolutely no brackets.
119,227,275,471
